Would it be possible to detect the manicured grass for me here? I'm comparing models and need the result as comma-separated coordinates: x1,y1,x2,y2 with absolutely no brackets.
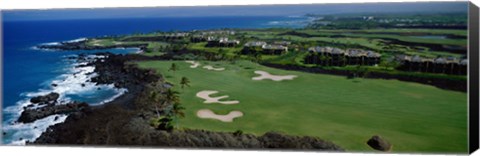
136,60,467,153
86,38,117,46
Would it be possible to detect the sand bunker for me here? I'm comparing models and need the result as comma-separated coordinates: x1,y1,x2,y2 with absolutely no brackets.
203,65,225,71
196,109,243,122
185,61,200,68
252,70,297,81
196,90,239,104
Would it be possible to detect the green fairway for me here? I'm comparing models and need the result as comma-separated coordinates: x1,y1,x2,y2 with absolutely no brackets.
135,60,467,153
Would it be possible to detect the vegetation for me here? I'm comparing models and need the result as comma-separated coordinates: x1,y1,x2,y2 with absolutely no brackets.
171,102,186,128
136,60,467,153
168,63,178,75
147,83,164,118
78,12,468,153
180,77,191,89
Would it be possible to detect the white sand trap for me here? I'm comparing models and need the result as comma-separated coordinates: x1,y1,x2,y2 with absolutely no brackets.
196,109,243,122
203,65,225,71
252,70,297,81
196,90,239,104
185,61,200,68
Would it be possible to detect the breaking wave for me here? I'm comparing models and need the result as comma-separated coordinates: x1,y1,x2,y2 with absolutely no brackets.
2,54,127,145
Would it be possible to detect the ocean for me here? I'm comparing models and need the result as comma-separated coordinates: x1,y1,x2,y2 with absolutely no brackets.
1,16,312,145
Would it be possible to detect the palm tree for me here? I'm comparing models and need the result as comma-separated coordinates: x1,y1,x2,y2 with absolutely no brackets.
159,89,182,129
168,63,178,75
157,116,173,131
164,88,180,106
180,77,191,89
171,102,186,128
148,90,162,118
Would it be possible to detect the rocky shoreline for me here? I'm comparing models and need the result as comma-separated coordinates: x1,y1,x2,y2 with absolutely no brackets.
16,91,89,124
30,52,344,151
18,100,89,123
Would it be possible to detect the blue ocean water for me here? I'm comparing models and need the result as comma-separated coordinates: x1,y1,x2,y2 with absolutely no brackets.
1,16,310,144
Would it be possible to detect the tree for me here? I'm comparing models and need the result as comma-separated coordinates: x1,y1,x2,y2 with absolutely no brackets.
253,52,262,63
379,61,390,70
164,88,180,106
380,58,399,71
161,89,183,129
148,90,162,118
168,63,178,75
171,102,185,128
156,116,174,131
180,77,191,89
387,60,399,70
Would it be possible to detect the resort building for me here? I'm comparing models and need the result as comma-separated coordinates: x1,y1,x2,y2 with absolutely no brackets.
206,37,240,47
262,44,288,55
395,55,467,75
304,46,382,66
244,41,268,47
346,49,382,66
242,41,289,55
273,41,292,46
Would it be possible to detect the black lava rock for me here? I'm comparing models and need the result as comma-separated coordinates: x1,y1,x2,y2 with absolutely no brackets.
367,135,392,151
18,101,89,123
30,92,60,104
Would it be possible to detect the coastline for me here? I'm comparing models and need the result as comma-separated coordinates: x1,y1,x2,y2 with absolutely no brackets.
31,52,162,144
1,5,470,153
8,32,465,151
30,52,344,151
1,51,131,145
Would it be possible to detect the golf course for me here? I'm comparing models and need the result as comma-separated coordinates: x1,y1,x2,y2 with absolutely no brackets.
135,60,468,153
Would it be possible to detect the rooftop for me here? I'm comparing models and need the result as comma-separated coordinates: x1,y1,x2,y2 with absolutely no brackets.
245,41,267,47
262,44,287,50
395,55,467,65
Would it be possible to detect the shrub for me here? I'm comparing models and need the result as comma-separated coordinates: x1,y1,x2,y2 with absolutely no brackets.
233,130,243,136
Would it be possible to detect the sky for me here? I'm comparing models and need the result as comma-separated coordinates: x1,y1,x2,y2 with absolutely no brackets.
1,1,469,21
